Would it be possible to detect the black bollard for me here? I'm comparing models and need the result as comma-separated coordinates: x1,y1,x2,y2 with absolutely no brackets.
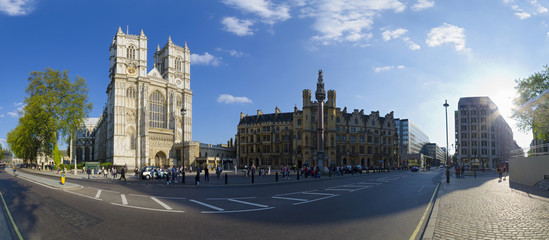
276,172,279,182
225,172,228,184
252,172,255,184
297,171,300,180
182,171,185,184
446,168,450,183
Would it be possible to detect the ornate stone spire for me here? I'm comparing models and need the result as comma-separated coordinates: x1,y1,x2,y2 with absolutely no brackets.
116,26,124,35
157,44,160,51
168,35,173,44
184,41,188,49
140,29,146,37
315,69,326,102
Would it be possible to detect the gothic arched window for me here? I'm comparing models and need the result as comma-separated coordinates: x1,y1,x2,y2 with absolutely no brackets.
127,45,136,60
126,87,136,108
149,91,166,129
175,57,182,71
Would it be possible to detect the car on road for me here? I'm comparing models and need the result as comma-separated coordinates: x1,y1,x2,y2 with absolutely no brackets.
411,166,419,172
141,166,168,180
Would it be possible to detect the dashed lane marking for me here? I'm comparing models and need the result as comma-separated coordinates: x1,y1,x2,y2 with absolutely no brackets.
190,199,224,211
293,195,338,206
202,207,275,214
121,194,128,205
302,191,338,196
325,188,355,192
111,203,185,213
95,190,102,199
227,199,269,208
129,194,187,200
151,197,172,210
272,196,308,202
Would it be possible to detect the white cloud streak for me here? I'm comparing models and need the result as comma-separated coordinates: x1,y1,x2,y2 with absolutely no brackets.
302,0,406,46
373,65,405,72
7,112,17,117
382,28,420,50
217,94,253,104
190,52,221,66
0,0,34,16
426,23,469,52
412,0,434,11
222,16,254,36
222,0,291,24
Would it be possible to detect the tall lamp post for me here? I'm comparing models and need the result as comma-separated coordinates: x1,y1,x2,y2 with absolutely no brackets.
181,106,186,183
443,100,450,183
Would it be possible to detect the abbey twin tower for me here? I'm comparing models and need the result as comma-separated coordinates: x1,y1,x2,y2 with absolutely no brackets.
80,27,193,170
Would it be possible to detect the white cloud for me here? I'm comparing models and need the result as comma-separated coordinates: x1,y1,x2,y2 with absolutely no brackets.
382,28,420,50
303,0,406,46
412,0,434,11
512,5,531,19
217,48,246,57
222,0,291,24
190,52,221,66
382,28,407,41
531,0,548,14
0,0,34,16
0,138,6,149
0,114,4,118
13,102,23,107
222,16,254,36
506,1,547,20
373,65,405,72
7,112,17,117
426,23,469,52
217,94,253,104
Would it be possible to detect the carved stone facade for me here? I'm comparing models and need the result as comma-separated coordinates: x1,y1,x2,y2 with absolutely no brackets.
236,71,399,170
77,28,193,170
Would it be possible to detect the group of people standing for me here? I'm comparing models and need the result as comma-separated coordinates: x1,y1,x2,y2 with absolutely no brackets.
85,165,126,181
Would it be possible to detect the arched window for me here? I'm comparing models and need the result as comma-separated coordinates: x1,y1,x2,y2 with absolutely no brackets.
149,91,166,128
126,87,136,108
127,45,136,60
175,57,182,71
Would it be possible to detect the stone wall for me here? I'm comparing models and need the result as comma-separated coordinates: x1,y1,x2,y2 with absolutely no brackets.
509,155,549,186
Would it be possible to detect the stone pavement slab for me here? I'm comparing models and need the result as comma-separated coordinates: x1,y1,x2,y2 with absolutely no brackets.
425,172,549,240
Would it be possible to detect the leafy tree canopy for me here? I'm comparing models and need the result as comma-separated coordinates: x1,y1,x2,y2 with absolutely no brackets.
7,68,92,163
512,65,549,141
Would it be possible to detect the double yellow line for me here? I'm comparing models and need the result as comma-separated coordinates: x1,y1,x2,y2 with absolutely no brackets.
409,182,440,240
0,191,23,240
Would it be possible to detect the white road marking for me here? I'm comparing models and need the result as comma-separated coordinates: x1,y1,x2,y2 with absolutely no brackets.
121,194,128,205
293,195,338,205
272,196,308,202
95,190,102,199
417,186,425,192
64,190,103,201
129,194,187,200
190,199,224,211
227,199,269,208
325,188,355,192
302,192,338,196
207,197,255,200
202,207,274,214
111,203,184,213
151,197,172,210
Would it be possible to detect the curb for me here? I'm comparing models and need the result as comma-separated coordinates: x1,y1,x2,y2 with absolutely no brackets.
421,179,444,240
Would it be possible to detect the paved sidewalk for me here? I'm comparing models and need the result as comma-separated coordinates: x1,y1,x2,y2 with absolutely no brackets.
424,172,549,240
18,167,399,186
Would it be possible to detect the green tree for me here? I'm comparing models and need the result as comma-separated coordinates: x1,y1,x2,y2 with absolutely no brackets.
0,143,4,161
53,143,61,166
7,68,92,163
512,65,549,141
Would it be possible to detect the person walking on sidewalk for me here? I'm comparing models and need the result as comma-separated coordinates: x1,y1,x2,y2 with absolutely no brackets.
119,165,126,182
196,166,201,185
204,167,209,182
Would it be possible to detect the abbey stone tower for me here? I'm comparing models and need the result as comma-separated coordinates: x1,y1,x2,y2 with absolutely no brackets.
90,27,193,169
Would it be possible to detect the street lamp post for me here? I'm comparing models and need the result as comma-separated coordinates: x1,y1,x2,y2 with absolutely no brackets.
181,107,186,184
444,100,450,183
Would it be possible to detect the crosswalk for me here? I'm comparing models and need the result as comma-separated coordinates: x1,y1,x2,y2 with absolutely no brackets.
65,175,404,214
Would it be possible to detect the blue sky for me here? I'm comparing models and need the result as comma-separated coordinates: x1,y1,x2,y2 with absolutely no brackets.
1,0,548,153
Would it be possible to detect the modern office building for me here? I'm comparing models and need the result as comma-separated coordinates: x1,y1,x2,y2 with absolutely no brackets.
454,97,517,169
422,143,445,166
394,118,430,167
236,71,399,170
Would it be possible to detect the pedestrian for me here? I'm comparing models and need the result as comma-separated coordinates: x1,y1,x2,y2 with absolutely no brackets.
119,166,126,182
204,167,209,182
103,167,107,179
196,166,201,185
87,168,91,179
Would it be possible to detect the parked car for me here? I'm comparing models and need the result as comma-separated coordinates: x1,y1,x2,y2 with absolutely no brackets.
141,166,168,179
411,166,419,172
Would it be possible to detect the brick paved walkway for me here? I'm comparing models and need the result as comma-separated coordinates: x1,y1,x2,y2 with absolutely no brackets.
430,173,549,240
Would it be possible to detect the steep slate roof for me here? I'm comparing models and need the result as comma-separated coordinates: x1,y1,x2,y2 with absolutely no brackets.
239,112,294,125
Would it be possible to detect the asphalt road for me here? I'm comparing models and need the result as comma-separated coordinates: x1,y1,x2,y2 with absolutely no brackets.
0,168,443,240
